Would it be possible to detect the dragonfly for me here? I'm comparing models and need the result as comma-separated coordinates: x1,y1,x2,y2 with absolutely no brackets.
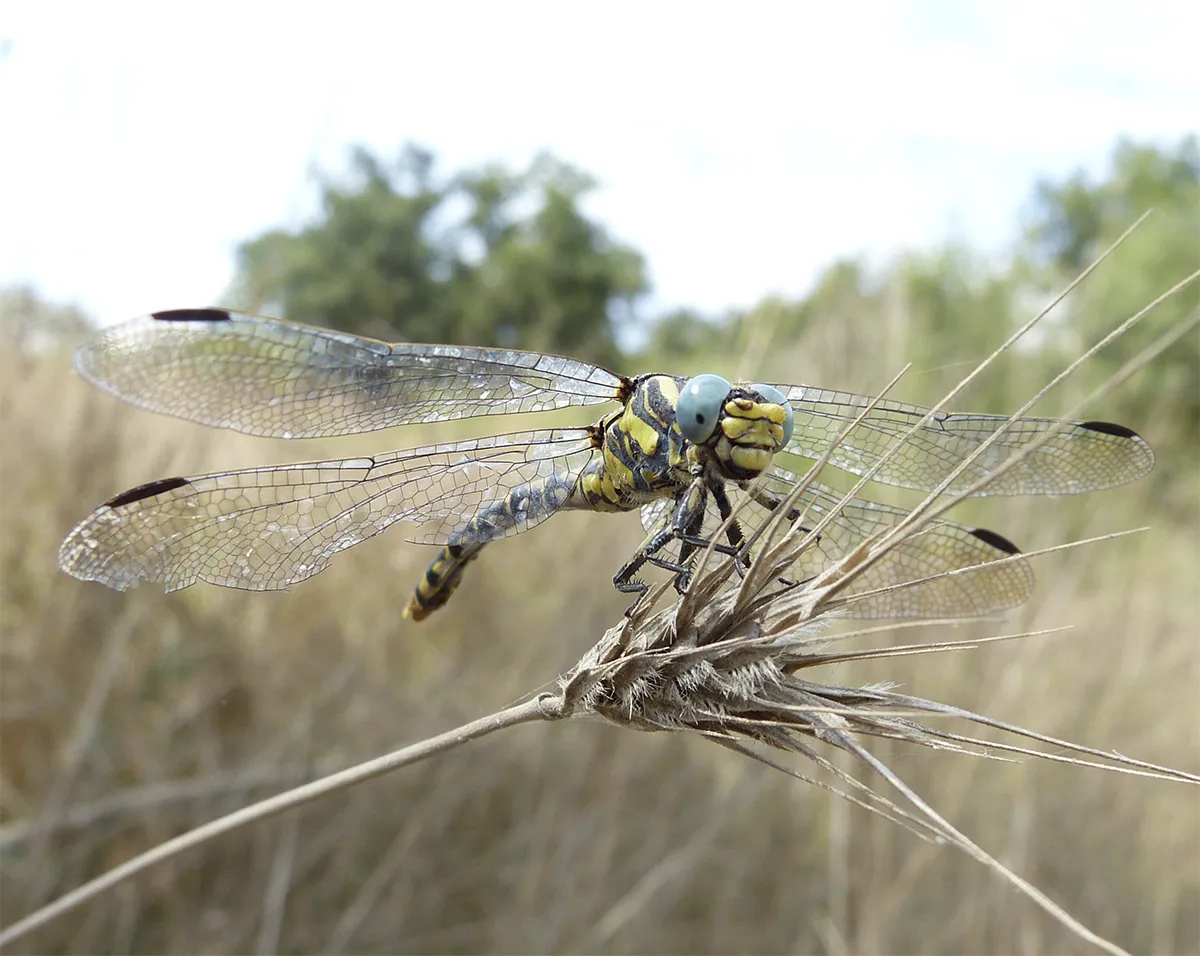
58,308,1156,621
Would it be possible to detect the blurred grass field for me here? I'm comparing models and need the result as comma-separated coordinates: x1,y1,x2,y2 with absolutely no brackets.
1,308,1197,955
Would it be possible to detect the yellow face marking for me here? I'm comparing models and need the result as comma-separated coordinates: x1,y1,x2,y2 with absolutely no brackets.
720,408,786,447
730,446,773,472
724,399,787,425
721,417,754,440
709,399,790,476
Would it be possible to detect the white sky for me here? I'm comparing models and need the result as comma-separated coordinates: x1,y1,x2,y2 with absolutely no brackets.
1,1,1196,327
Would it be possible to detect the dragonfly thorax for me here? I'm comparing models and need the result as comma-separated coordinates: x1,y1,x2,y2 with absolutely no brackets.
593,375,691,504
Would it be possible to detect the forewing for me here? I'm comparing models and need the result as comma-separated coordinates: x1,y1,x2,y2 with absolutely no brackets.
74,309,624,438
59,429,599,592
774,385,1155,496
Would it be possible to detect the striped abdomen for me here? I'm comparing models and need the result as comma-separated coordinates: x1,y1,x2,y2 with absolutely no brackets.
404,472,579,621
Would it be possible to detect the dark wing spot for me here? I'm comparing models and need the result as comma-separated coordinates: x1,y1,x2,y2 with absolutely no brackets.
1080,420,1139,439
969,527,1021,555
105,476,191,509
151,308,232,323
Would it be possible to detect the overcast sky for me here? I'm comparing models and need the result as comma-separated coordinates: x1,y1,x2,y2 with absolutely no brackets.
2,1,1196,327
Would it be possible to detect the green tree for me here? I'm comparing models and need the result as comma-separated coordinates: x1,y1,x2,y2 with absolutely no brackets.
234,146,448,344
892,248,1022,407
449,157,645,367
640,307,714,363
1022,136,1200,482
230,146,647,366
1028,137,1199,277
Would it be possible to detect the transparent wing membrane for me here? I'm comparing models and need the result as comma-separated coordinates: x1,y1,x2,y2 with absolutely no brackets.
74,309,624,438
775,385,1155,496
59,429,598,592
61,310,1152,615
640,472,1035,619
757,471,1035,618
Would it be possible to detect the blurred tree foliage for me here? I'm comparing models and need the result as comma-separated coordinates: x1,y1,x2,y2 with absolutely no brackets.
11,136,1193,469
642,306,719,366
1021,136,1199,460
0,285,90,352
639,137,1196,479
648,250,1026,411
226,137,1193,412
230,145,647,367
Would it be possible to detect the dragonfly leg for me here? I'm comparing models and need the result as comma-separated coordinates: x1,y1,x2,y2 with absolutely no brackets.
742,482,804,525
614,485,704,609
650,477,710,594
613,529,674,608
702,482,751,578
614,476,747,615
652,481,752,582
613,505,672,604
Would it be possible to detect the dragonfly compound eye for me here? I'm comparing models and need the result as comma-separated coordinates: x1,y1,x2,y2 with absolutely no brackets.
752,383,795,444
677,374,732,443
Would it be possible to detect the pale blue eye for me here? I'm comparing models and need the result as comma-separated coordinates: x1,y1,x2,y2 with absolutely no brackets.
677,374,731,442
753,383,795,444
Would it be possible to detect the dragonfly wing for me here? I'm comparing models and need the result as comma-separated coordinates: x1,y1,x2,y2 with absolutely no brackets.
74,309,625,438
773,385,1155,496
59,429,599,592
639,498,673,534
753,472,1035,618
655,473,1034,618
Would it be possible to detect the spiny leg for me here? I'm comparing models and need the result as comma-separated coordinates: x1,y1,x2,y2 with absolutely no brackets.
662,479,795,582
614,477,744,614
613,479,711,611
644,478,711,590
742,481,804,529
704,482,752,578
613,513,670,605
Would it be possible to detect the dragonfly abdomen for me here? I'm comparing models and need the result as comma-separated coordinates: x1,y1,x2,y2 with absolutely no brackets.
404,543,482,621
404,471,579,620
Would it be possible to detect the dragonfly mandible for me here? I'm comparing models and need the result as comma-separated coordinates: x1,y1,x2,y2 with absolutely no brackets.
58,309,1156,621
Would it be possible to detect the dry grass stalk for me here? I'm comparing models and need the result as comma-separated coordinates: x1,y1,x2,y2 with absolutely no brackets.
3,228,1198,954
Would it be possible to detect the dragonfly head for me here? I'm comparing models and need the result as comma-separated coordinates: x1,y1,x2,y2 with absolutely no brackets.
676,375,794,479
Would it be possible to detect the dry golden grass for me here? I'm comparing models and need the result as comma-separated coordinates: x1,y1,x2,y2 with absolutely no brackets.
1,289,1198,954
